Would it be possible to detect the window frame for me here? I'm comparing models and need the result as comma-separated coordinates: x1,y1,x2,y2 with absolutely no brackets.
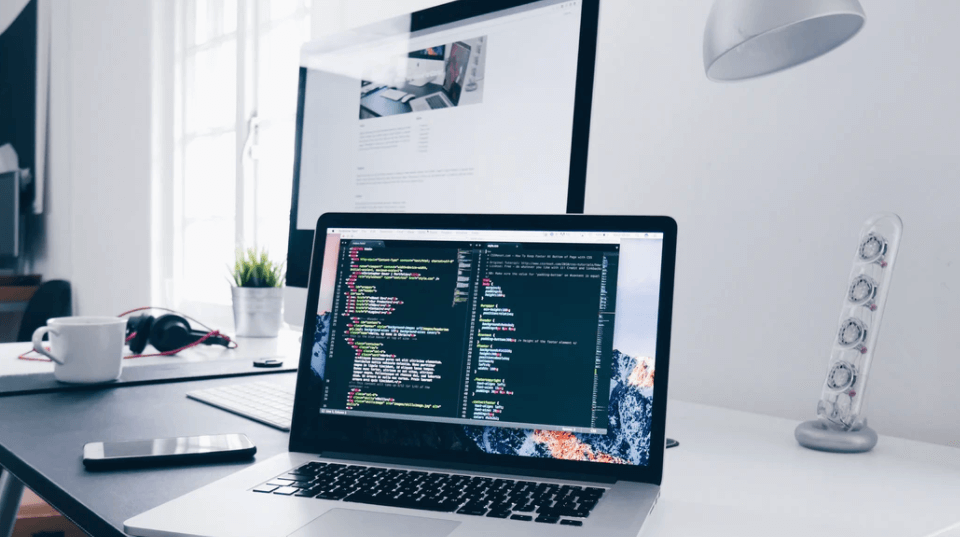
160,0,310,326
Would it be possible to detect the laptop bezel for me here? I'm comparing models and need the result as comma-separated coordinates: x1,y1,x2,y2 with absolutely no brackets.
290,213,676,485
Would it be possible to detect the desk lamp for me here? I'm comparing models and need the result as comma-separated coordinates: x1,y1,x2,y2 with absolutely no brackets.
702,2,896,454
703,0,866,81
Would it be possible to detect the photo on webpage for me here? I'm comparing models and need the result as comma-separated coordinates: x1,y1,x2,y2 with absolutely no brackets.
358,37,487,120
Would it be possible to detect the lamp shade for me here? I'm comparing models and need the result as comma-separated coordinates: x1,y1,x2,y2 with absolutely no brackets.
703,0,866,81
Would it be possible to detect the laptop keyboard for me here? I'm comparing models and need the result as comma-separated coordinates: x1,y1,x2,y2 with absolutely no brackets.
426,94,449,109
252,461,606,526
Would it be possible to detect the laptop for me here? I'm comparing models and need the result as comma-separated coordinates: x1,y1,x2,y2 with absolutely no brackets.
409,42,472,111
125,213,677,537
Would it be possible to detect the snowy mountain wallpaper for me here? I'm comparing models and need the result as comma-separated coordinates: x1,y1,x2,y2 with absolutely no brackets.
460,349,654,465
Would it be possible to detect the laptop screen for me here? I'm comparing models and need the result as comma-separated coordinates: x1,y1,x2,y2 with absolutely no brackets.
299,225,665,468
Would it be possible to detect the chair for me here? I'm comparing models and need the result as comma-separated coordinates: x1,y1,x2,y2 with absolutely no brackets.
15,280,72,342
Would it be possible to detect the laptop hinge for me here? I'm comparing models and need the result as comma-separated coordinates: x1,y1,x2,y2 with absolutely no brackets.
315,451,618,484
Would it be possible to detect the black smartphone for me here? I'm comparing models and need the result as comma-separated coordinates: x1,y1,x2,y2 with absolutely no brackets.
82,433,256,471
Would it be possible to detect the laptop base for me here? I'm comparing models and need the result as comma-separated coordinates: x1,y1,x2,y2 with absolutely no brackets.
125,452,658,537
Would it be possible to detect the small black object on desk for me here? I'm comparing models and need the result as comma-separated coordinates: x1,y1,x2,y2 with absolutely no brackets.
253,358,283,368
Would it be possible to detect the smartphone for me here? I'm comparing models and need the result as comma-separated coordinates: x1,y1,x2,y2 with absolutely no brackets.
83,433,256,470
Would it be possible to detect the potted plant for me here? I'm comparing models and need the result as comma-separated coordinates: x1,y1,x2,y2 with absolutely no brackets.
230,248,284,337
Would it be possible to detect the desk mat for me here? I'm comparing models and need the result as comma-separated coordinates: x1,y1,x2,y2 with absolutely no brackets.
0,359,296,397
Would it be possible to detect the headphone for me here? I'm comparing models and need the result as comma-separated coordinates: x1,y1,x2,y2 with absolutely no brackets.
126,313,232,354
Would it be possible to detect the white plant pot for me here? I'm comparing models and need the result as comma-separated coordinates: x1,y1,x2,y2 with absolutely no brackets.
231,287,283,337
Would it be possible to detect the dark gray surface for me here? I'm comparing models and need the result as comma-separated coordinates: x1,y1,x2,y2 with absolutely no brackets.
0,358,296,397
0,373,296,537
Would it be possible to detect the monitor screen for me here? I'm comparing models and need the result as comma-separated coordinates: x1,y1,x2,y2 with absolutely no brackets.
296,226,665,468
285,0,599,302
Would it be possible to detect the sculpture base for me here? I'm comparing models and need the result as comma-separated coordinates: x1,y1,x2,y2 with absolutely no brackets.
795,419,878,453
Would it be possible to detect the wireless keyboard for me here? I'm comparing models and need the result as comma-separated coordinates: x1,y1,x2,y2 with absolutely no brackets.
187,379,296,431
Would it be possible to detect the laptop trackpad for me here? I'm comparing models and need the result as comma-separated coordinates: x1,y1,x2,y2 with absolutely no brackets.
288,508,460,537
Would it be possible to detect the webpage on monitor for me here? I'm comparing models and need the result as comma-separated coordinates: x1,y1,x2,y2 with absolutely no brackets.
296,0,584,228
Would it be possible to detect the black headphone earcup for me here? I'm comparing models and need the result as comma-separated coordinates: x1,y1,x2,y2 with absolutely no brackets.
127,314,154,354
149,314,193,353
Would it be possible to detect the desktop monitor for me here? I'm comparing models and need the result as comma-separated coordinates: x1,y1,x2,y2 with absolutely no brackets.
284,0,600,325
406,45,446,86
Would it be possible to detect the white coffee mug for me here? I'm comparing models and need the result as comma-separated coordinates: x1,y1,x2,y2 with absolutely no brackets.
32,316,127,383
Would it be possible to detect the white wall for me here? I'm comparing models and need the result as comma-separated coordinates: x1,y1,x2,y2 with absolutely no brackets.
585,0,960,447
31,0,153,316
317,0,960,447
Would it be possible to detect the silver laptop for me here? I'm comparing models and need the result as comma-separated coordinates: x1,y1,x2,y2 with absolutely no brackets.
409,42,472,112
125,213,677,537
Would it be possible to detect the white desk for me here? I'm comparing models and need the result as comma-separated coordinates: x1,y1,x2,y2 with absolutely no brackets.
652,401,960,537
0,328,303,377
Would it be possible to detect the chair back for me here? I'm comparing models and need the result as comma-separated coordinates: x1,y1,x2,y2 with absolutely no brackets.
16,280,73,342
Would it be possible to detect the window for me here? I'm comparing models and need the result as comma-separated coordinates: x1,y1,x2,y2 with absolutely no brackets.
171,0,311,314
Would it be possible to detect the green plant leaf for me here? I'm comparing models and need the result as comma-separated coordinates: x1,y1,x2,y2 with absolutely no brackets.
230,246,284,287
